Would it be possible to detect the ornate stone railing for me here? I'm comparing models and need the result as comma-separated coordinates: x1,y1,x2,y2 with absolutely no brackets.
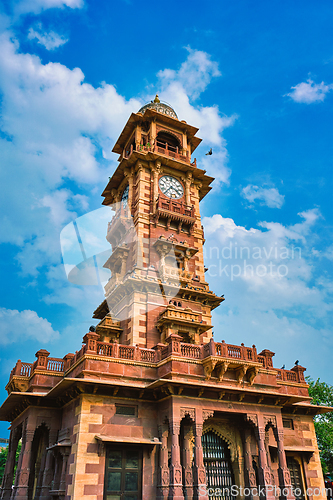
47,358,65,372
8,336,306,389
275,367,306,383
123,142,197,167
156,197,195,219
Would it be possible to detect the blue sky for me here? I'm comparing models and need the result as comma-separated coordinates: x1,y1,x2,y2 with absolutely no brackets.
0,0,332,437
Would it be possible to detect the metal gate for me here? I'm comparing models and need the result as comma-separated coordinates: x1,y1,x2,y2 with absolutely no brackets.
202,431,235,500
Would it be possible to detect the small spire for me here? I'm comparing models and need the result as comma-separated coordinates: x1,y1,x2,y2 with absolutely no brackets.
154,94,160,103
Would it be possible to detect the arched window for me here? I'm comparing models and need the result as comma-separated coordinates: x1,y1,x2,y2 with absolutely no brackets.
202,431,235,500
156,131,180,153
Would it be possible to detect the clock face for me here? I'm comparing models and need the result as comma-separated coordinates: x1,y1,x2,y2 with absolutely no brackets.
159,175,184,199
121,185,129,207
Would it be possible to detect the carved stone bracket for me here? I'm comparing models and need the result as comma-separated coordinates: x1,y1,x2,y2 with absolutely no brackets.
216,361,229,381
203,359,217,380
247,366,259,385
246,414,258,428
236,365,248,384
180,407,195,421
264,415,277,429
203,410,214,422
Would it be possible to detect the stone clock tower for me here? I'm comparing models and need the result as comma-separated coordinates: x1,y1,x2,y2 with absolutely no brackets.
93,95,223,348
0,97,328,500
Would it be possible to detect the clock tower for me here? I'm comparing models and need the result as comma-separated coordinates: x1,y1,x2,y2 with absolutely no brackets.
93,94,224,348
0,96,327,500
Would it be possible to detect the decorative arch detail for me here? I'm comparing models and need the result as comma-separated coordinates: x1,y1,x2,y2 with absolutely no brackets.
203,424,238,462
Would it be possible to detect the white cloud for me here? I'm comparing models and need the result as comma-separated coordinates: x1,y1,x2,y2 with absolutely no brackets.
0,308,59,344
156,47,237,187
202,209,333,381
287,78,333,104
12,0,83,16
157,46,221,100
28,25,68,50
241,184,285,208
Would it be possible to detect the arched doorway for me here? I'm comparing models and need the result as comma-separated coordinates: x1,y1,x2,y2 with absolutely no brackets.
287,457,305,500
202,431,235,500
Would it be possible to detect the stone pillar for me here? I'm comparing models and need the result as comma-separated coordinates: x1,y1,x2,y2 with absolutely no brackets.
182,172,192,206
169,420,184,500
39,450,54,500
13,426,35,499
158,424,169,500
244,428,258,497
39,430,57,500
255,427,275,500
264,435,275,486
59,448,70,493
193,423,208,500
152,161,161,209
1,428,20,499
182,425,193,500
274,429,295,500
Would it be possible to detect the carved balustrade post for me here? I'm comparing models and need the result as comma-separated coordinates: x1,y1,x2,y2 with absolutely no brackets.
193,423,208,500
183,425,193,500
35,349,50,369
82,331,99,354
255,427,275,500
157,424,169,500
243,428,257,498
169,420,184,500
13,426,35,499
274,429,295,500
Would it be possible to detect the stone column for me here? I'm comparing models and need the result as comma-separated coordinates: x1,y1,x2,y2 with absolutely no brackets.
1,428,20,499
255,427,275,500
182,425,193,500
59,448,70,493
264,435,275,486
193,423,208,500
274,429,295,500
124,168,134,213
169,420,184,500
39,450,54,500
244,428,258,498
13,426,35,499
158,424,169,500
39,430,57,500
152,161,161,210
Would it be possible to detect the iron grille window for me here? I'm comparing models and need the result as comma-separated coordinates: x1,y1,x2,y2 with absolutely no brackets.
202,431,235,500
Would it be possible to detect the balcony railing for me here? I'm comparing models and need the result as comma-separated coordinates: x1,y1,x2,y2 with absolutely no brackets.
8,338,306,388
123,142,197,167
156,197,195,219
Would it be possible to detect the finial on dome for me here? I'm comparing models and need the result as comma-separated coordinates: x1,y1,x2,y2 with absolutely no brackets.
154,94,160,103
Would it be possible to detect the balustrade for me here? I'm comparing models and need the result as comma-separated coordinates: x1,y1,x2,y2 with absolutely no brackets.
123,141,196,166
8,338,305,388
156,196,195,219
180,343,202,359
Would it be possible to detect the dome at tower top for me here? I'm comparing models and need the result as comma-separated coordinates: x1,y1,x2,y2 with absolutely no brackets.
138,95,178,119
